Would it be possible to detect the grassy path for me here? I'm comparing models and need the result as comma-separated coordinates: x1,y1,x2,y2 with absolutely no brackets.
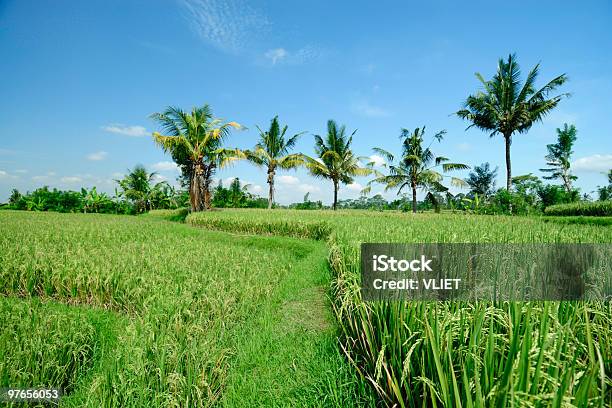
219,240,369,407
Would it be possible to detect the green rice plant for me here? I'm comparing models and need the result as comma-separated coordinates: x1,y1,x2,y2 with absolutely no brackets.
0,298,102,393
544,201,612,216
192,209,612,407
0,210,365,407
186,210,332,240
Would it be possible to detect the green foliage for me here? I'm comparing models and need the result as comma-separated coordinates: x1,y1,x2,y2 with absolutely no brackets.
367,126,468,213
288,192,324,210
116,165,178,213
245,115,304,208
303,120,371,210
457,54,568,189
540,123,578,193
536,184,580,208
465,162,497,197
150,105,242,211
597,169,612,201
211,178,268,208
544,201,612,216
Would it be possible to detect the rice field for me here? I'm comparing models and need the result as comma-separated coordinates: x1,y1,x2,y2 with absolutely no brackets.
0,210,369,407
188,209,612,407
1,209,611,407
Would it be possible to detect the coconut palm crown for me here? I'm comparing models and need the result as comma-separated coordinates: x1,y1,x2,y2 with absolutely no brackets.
245,116,305,209
149,105,242,211
366,127,469,213
303,119,371,210
457,54,568,190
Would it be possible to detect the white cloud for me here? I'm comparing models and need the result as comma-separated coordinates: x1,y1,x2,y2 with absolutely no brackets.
345,182,363,192
32,175,50,182
152,174,167,183
263,45,323,65
86,151,107,161
102,124,148,137
47,171,56,176
181,0,269,53
277,175,300,185
0,170,14,179
369,154,385,167
151,161,179,171
61,176,83,183
249,184,263,193
350,99,391,118
572,154,612,172
296,183,321,193
14,169,27,174
264,48,288,64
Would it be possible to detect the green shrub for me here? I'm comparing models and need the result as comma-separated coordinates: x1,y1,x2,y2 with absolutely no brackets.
544,201,612,216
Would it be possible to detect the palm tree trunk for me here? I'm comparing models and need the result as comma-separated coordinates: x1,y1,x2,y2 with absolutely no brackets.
267,167,275,209
504,133,512,190
411,185,417,214
333,180,339,210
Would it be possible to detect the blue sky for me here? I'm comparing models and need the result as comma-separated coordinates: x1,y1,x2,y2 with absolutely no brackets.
1,0,611,204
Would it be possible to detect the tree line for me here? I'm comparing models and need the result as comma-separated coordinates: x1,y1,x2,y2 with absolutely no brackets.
3,54,611,214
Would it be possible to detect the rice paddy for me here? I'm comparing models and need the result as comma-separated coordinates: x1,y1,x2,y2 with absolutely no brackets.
1,209,611,406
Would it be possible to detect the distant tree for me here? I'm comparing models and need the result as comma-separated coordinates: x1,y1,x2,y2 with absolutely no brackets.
8,189,22,205
81,187,112,213
597,169,612,201
465,162,498,198
457,54,568,190
245,116,304,209
116,165,157,213
150,105,242,211
303,120,371,210
367,127,469,213
211,178,267,208
540,123,577,193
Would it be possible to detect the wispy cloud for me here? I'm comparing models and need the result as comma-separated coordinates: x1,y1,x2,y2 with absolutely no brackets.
368,154,386,167
572,154,612,172
264,48,288,64
86,151,107,161
264,45,324,65
350,98,391,118
181,0,269,53
61,176,83,183
151,161,179,172
277,175,300,185
102,124,148,137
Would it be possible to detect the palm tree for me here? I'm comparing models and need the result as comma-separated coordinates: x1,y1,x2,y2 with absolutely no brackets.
303,119,371,210
366,127,468,213
244,116,304,209
457,54,568,190
540,123,577,194
150,105,242,211
116,165,173,213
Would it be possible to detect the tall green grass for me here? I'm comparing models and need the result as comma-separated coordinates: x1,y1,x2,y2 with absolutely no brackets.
192,209,612,407
545,201,612,216
0,210,365,407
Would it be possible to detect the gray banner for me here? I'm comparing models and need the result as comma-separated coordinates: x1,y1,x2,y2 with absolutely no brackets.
361,243,611,301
